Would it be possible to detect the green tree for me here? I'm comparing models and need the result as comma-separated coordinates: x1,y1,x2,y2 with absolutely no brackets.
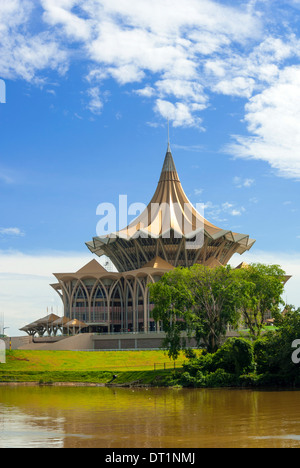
188,264,242,353
234,263,286,339
149,264,242,356
149,267,194,360
254,306,300,385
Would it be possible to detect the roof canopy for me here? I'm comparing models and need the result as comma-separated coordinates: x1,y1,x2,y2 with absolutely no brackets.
19,314,88,337
86,144,256,271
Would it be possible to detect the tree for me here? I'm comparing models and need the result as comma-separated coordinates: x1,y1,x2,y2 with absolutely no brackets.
233,263,286,339
188,264,242,353
149,264,242,356
254,306,300,386
149,268,194,360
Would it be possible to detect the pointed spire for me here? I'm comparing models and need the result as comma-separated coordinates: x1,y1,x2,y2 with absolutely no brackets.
159,122,180,182
161,149,177,173
167,118,171,153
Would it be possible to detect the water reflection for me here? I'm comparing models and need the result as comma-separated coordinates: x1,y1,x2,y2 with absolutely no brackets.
0,386,300,448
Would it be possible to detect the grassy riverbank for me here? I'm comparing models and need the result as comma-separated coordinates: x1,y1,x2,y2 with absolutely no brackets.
0,350,186,386
2,332,298,388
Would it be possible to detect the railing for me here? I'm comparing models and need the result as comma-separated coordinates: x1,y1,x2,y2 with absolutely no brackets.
92,330,164,336
153,361,183,371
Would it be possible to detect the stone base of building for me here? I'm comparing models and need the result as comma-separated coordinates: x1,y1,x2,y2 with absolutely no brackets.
92,332,198,350
10,330,241,351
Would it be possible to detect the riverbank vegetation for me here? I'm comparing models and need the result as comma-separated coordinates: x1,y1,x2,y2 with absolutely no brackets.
169,306,300,388
149,263,286,357
147,262,300,388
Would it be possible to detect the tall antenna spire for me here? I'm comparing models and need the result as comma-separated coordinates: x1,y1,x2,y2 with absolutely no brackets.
167,118,171,153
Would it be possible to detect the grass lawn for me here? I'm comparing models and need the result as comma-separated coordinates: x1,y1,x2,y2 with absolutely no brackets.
0,350,188,385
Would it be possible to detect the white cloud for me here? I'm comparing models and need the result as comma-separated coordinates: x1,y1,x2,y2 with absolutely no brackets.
243,179,255,188
41,0,91,41
0,1,68,82
202,200,246,222
86,86,103,114
2,0,300,180
0,228,24,237
134,86,155,98
234,177,255,188
213,76,256,99
231,209,244,216
228,66,300,179
79,0,261,42
154,99,204,128
222,202,245,217
108,64,145,85
194,188,204,196
156,79,207,104
38,0,262,125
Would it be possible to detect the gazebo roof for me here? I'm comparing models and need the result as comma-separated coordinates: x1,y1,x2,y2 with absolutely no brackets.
52,316,70,326
35,314,60,325
63,319,87,328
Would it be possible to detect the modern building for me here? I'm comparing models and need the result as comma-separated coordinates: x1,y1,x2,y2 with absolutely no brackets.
20,143,257,337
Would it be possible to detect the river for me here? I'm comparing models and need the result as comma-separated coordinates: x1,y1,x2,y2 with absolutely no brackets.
0,385,300,448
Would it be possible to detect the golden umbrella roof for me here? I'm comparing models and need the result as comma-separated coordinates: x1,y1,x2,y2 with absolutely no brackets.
63,319,87,328
86,144,255,252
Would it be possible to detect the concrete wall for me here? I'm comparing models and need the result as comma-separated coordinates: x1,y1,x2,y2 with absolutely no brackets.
2,336,33,350
92,333,198,351
2,335,66,350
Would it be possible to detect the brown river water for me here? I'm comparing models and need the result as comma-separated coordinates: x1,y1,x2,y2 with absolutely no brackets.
1,385,300,448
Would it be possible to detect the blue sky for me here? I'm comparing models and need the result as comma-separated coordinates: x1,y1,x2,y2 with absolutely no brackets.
1,0,300,335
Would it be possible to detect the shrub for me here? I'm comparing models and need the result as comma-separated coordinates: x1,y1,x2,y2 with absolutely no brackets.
238,373,262,387
205,369,237,387
212,337,255,375
182,353,214,375
194,371,207,387
180,372,197,387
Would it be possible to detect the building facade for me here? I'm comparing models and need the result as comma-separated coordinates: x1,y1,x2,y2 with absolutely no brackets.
50,257,174,334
